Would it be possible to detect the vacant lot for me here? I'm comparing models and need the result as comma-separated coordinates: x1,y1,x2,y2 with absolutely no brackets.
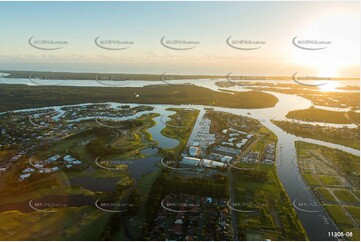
324,204,354,226
317,188,337,202
319,175,343,186
303,174,322,187
333,189,359,204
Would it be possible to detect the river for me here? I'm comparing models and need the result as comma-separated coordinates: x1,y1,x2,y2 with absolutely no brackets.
0,79,359,240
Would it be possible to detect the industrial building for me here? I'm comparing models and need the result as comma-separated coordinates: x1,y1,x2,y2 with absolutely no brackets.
181,157,201,166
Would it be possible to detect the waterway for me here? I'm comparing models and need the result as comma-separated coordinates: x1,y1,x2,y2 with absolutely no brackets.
0,79,359,240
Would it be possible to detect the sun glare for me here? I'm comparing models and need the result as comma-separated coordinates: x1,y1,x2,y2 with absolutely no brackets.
317,68,339,92
292,11,359,76
319,82,338,92
318,68,338,78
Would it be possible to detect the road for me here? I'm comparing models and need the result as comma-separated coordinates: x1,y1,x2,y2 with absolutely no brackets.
227,166,238,241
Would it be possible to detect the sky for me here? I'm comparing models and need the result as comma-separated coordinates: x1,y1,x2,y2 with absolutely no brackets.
0,1,359,77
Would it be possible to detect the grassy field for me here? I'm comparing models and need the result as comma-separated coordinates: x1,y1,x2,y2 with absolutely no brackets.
303,174,322,187
342,227,360,241
107,113,159,160
319,175,343,186
317,188,337,202
333,189,359,204
296,141,360,188
353,190,360,198
296,141,360,240
118,168,161,240
347,111,360,124
344,206,360,224
137,113,159,144
70,113,159,161
232,164,307,240
0,171,81,205
160,108,199,156
250,134,276,153
0,206,110,240
324,204,354,226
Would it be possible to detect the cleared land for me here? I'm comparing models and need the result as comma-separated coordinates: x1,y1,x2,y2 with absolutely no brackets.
324,204,354,226
333,189,359,204
296,141,360,241
345,206,360,224
232,164,307,241
317,188,337,202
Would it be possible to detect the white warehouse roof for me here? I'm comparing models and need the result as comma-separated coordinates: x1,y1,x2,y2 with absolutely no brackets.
189,147,199,156
181,157,201,166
